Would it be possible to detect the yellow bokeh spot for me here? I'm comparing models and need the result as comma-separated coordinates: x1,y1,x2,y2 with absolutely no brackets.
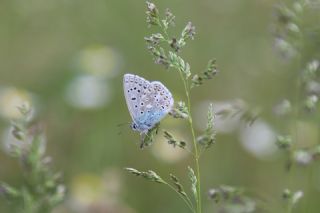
0,88,32,120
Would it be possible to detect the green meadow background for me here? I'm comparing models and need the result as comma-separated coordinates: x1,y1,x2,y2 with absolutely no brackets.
1,0,319,212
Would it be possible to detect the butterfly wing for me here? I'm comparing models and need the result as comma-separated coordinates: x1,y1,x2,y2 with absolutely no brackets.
149,81,174,115
137,81,174,128
123,74,150,124
123,73,174,132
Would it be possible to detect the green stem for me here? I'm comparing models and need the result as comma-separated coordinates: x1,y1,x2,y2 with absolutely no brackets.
164,182,195,213
156,18,170,42
155,11,202,213
178,71,202,213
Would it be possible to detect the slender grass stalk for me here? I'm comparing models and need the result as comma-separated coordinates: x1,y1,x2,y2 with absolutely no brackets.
125,168,196,212
178,70,202,213
164,181,196,213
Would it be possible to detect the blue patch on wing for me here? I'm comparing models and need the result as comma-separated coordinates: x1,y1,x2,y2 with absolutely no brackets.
134,110,166,132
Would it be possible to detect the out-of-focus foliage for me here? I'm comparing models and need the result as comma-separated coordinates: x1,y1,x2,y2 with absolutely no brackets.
0,104,65,213
1,0,320,212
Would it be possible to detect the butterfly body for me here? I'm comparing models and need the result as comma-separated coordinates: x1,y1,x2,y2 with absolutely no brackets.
123,74,174,133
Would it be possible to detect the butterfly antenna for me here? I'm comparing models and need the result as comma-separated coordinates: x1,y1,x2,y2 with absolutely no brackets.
117,122,130,127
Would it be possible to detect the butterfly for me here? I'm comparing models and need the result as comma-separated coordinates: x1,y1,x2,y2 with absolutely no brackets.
123,73,174,134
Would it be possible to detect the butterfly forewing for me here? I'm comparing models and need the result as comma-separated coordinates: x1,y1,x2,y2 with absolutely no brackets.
123,74,149,123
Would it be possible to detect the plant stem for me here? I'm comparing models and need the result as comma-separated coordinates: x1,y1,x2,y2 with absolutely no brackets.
152,6,202,212
178,70,202,213
164,182,195,213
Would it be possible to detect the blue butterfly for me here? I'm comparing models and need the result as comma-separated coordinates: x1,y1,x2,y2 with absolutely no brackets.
123,74,174,134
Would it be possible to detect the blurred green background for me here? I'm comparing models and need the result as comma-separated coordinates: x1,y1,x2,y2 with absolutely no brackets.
1,0,319,212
